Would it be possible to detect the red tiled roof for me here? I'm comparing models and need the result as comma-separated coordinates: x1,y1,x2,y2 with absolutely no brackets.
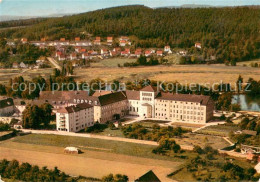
126,90,140,100
156,92,211,106
140,85,158,92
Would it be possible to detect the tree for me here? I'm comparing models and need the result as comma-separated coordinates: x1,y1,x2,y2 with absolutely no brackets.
236,75,243,94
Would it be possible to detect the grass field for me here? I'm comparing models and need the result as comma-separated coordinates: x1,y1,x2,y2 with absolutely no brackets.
10,134,182,162
0,134,184,181
174,133,230,149
74,64,260,85
0,141,181,181
196,124,240,137
91,58,136,68
0,68,53,85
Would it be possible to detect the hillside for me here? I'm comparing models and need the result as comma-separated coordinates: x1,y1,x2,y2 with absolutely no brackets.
0,5,259,63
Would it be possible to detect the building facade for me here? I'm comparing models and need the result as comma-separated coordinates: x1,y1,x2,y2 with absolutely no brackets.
126,85,214,123
56,103,94,132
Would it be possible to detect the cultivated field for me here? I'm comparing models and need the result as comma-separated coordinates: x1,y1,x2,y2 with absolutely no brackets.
0,68,53,85
74,64,260,85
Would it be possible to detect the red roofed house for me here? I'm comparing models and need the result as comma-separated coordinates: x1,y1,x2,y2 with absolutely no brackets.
195,43,202,49
164,45,171,52
80,48,86,53
101,49,108,55
94,37,101,45
119,40,127,47
145,50,152,57
55,51,62,57
121,48,131,56
75,46,81,53
21,38,27,44
157,50,163,56
82,53,90,59
70,53,77,60
107,37,113,45
75,37,80,41
12,62,19,69
135,50,142,58
41,38,46,42
60,38,66,41
58,54,66,61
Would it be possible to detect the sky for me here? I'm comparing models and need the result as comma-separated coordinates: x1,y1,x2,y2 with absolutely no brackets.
0,0,259,17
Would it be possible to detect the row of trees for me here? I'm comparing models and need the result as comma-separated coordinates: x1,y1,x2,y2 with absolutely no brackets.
0,159,128,182
0,38,50,68
121,123,189,141
22,103,53,129
1,6,259,64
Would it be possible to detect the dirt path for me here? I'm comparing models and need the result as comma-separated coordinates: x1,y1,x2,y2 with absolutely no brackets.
0,144,179,181
47,57,61,70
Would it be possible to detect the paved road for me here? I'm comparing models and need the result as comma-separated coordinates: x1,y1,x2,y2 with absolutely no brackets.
47,57,61,70
20,129,194,150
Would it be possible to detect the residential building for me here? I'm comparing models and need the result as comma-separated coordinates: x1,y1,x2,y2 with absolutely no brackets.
56,103,94,132
126,85,214,123
0,98,15,116
156,50,163,56
39,91,89,111
195,43,202,49
21,38,28,44
94,37,101,45
107,37,113,45
164,45,171,52
70,53,77,60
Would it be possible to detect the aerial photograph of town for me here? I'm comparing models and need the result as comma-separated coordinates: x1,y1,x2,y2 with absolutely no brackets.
0,0,259,181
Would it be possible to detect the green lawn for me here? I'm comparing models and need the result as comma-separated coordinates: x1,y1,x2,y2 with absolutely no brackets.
196,124,240,137
98,128,125,137
12,134,185,162
91,58,137,68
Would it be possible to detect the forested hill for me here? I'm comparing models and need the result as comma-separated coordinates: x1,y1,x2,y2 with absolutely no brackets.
1,5,259,62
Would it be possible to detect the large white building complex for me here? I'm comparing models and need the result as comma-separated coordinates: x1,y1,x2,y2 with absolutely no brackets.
40,85,214,132
127,85,214,123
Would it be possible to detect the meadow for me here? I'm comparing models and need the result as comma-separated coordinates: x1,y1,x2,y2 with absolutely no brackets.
75,64,260,85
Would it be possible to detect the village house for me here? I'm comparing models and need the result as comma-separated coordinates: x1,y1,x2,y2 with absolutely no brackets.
55,51,62,57
12,62,19,69
20,62,28,69
70,53,77,60
107,37,113,45
0,98,15,117
75,37,80,41
58,54,66,61
56,103,94,132
135,49,142,57
94,37,101,45
75,47,82,53
195,43,202,49
21,38,28,44
101,48,109,56
164,45,172,53
82,53,90,60
156,50,163,56
121,48,130,56
145,50,152,57
75,40,92,47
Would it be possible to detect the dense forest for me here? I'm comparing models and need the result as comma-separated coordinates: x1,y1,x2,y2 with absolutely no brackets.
0,5,259,63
